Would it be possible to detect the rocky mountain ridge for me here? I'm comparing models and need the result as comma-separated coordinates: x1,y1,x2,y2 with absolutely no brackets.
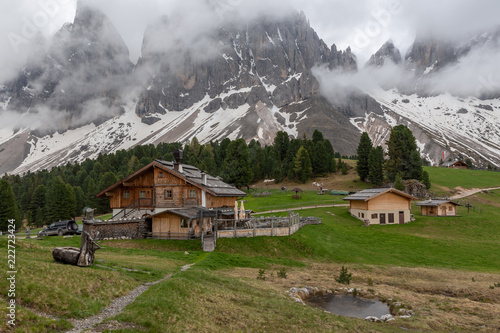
1,4,499,175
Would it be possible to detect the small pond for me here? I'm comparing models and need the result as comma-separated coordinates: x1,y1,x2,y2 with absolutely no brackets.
306,293,390,319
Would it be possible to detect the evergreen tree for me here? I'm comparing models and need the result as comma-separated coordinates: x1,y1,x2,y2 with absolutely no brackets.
127,155,140,171
274,131,290,163
86,178,100,212
264,146,280,179
198,144,217,176
312,141,329,176
341,162,348,175
46,177,75,221
422,171,432,189
356,132,373,182
394,174,404,191
293,146,312,183
73,186,86,217
248,140,264,182
30,185,47,227
0,179,20,230
222,139,253,188
312,129,324,144
323,140,336,172
386,125,424,181
65,183,77,219
368,146,384,186
219,138,232,164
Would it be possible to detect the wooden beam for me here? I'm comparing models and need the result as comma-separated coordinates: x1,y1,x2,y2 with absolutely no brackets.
123,182,134,187
105,192,115,197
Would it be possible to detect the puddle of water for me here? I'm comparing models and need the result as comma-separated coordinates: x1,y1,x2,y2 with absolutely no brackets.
306,293,390,319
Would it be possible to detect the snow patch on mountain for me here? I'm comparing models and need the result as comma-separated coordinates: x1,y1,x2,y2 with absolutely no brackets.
368,88,500,166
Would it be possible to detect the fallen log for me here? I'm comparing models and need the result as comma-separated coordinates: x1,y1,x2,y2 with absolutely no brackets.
52,247,81,265
52,229,101,267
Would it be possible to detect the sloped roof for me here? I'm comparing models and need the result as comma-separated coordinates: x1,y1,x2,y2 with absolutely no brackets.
343,188,416,202
154,160,246,197
416,199,461,207
442,160,469,167
96,159,246,198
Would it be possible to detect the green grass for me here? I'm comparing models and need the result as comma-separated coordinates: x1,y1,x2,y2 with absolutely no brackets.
244,189,346,212
0,299,72,332
425,166,500,191
0,236,196,322
114,268,381,333
217,193,500,272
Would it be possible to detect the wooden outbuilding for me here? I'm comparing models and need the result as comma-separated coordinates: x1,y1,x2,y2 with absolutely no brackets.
343,188,416,225
416,199,461,217
442,160,469,169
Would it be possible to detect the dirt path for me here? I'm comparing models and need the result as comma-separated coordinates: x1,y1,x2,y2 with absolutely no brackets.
253,203,349,215
66,264,194,333
450,186,500,200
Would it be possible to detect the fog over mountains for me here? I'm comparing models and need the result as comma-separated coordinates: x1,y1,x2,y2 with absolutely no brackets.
1,1,500,174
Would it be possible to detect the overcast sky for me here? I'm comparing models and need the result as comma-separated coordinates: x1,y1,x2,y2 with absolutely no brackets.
1,0,499,83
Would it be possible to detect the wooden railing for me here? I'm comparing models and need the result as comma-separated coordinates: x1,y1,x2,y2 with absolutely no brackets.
112,198,154,220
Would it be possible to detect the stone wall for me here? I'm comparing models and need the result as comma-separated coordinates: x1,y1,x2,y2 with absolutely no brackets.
83,220,147,240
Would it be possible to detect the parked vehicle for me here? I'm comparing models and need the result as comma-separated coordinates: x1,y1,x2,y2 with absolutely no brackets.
38,220,79,237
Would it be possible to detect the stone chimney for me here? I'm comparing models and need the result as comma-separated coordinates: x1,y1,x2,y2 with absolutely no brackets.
201,172,207,185
173,150,183,173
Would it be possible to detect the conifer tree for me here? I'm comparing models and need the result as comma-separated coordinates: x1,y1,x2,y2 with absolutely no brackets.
312,141,329,176
46,177,75,221
222,139,253,188
356,132,373,182
293,146,313,183
30,185,47,227
422,171,432,189
0,179,20,230
394,174,404,191
368,146,384,186
386,125,424,181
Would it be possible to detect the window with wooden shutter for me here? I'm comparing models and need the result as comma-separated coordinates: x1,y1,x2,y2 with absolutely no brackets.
388,213,394,223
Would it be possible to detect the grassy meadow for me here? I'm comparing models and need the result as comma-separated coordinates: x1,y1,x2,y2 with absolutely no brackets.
2,167,500,332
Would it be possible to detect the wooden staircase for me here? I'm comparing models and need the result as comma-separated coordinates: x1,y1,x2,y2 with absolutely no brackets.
111,198,153,220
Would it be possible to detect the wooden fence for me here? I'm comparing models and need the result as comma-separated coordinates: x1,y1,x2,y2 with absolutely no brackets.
214,213,322,239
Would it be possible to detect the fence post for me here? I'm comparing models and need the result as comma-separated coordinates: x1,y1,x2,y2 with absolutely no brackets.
253,218,256,237
271,219,274,237
234,219,237,238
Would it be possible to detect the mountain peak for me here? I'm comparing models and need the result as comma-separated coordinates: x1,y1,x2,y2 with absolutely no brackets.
365,40,401,68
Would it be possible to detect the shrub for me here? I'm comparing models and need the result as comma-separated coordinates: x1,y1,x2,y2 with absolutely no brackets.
335,266,352,285
278,268,288,279
257,269,266,280
367,277,374,286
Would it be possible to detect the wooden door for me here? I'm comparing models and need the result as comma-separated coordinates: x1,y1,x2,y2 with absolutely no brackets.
380,213,386,225
399,211,405,224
